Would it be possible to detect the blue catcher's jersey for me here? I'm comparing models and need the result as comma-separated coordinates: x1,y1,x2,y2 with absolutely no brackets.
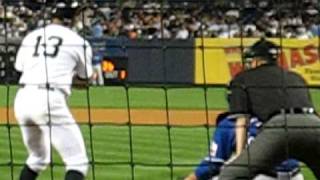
194,114,300,180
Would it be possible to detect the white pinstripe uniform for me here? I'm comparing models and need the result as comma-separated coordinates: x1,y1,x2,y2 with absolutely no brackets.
14,23,93,176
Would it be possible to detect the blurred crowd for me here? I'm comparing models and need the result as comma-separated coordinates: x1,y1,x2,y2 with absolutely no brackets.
0,0,319,39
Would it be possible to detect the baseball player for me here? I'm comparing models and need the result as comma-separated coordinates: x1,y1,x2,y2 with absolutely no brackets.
91,38,105,86
219,38,320,179
183,112,303,180
14,2,95,180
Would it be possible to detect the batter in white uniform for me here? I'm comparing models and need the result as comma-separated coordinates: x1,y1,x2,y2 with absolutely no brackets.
14,3,95,180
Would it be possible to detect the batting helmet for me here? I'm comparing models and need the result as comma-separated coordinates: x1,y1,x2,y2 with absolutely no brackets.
244,38,279,64
52,1,80,20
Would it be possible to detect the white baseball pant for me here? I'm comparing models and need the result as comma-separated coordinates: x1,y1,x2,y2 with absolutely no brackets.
14,86,88,175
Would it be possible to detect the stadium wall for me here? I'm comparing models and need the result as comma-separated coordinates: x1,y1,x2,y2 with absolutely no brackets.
1,38,320,85
194,38,320,85
124,39,194,84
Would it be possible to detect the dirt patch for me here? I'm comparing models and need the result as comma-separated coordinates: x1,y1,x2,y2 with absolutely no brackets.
0,108,223,125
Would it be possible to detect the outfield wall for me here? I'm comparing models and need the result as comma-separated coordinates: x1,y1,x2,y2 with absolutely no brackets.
1,38,319,85
195,38,320,85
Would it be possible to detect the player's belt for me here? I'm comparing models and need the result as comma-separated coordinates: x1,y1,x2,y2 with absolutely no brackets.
37,84,57,91
271,107,315,117
20,84,55,91
19,84,65,95
261,167,300,178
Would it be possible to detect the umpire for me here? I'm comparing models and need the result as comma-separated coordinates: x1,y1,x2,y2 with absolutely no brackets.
218,38,320,179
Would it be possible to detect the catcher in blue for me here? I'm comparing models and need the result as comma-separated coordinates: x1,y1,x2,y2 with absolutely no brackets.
183,112,303,180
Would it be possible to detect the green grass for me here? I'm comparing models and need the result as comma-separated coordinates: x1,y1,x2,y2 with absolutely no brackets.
0,125,316,179
0,86,228,109
0,85,319,179
0,125,213,180
1,86,320,110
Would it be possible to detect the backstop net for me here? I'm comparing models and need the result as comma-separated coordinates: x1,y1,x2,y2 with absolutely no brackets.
0,0,319,179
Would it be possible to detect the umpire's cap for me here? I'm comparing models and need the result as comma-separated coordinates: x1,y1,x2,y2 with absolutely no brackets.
244,38,279,64
52,1,80,20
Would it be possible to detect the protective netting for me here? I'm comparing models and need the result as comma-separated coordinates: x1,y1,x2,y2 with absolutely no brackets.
0,0,320,179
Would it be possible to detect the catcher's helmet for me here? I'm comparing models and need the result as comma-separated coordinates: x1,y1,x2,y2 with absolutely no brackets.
244,38,279,64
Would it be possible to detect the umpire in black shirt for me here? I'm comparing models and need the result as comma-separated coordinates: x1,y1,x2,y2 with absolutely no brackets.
219,38,320,179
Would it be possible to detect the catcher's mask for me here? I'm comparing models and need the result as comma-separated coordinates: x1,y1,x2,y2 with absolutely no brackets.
243,38,279,69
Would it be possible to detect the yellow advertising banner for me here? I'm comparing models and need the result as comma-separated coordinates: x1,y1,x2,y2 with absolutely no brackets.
195,38,320,85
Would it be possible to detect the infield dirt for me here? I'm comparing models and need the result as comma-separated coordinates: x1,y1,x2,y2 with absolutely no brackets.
0,108,223,125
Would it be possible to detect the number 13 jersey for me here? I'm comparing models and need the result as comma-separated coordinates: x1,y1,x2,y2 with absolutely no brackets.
15,24,93,96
